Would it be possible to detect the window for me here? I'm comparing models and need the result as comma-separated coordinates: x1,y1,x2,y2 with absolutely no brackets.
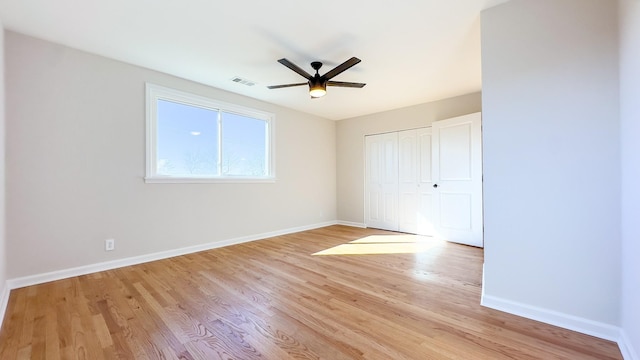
145,84,275,183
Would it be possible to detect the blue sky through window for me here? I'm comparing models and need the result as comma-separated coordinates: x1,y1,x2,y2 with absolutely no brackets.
222,112,266,176
156,99,268,177
157,99,218,176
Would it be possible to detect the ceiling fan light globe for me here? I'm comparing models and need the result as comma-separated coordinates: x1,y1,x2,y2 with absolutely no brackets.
309,81,327,98
309,88,326,98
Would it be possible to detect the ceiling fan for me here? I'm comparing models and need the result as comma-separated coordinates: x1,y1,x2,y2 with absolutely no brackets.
268,57,366,98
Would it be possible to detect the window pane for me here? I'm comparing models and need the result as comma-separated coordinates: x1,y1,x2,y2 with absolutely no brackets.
157,99,219,176
221,112,267,176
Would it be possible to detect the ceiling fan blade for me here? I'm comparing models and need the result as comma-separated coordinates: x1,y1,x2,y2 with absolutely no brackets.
322,57,361,80
277,58,312,80
327,81,366,88
267,82,308,89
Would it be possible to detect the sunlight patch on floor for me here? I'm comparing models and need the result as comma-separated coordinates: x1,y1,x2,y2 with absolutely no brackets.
312,234,444,256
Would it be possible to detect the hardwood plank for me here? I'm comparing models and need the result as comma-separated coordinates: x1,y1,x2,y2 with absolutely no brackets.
0,226,623,359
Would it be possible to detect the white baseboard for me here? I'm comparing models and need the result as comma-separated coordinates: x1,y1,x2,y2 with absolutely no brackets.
6,220,338,291
0,281,10,327
619,329,639,360
336,220,367,228
481,293,621,342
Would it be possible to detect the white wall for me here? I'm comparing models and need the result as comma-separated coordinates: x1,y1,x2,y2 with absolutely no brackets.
0,25,8,315
481,0,621,334
336,93,481,225
4,31,337,279
619,0,640,357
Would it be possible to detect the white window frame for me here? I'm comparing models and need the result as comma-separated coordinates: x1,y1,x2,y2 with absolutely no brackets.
145,83,276,183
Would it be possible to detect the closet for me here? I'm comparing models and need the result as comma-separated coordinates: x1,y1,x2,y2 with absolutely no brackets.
364,112,483,247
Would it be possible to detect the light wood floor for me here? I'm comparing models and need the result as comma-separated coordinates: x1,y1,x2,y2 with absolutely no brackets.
0,225,622,359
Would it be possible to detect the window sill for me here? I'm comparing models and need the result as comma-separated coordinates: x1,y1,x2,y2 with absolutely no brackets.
144,176,276,184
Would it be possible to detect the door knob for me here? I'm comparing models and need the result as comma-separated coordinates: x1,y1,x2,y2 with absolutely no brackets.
433,184,438,188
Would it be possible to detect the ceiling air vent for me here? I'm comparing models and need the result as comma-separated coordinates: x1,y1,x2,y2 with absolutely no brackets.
231,76,256,86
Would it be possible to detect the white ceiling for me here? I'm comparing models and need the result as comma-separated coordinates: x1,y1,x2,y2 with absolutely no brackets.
0,0,508,120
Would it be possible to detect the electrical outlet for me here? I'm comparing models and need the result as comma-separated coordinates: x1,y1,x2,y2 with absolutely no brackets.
105,238,115,251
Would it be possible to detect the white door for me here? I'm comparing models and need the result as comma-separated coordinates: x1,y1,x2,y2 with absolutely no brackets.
416,127,435,236
398,128,435,235
398,129,418,233
432,113,483,247
365,132,398,231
